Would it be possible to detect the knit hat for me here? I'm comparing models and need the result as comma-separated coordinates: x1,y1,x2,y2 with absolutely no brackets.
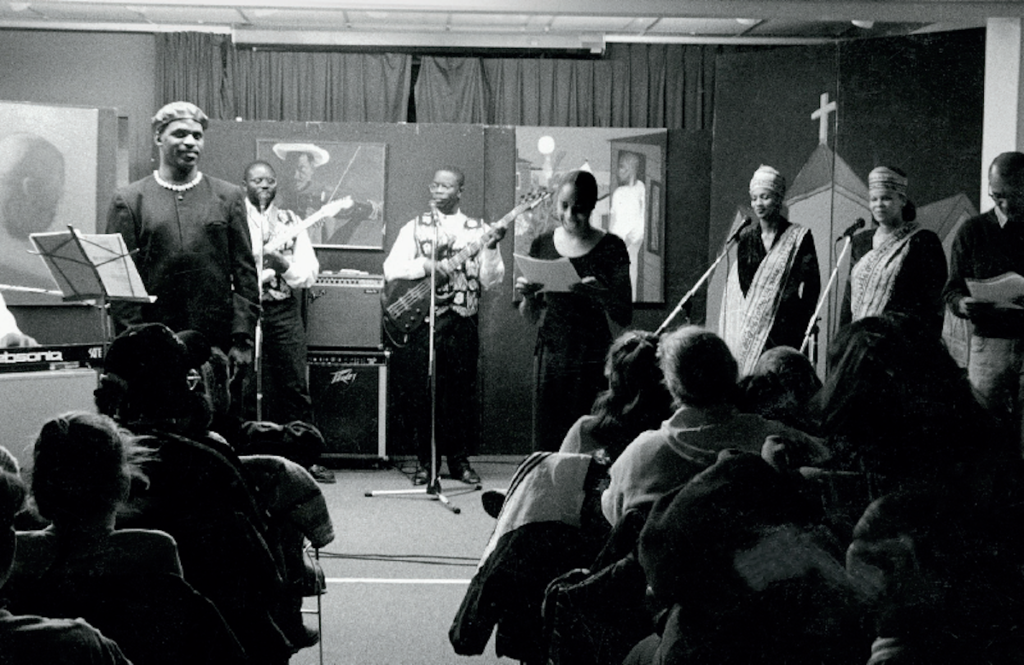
868,166,908,197
749,165,786,197
151,101,209,134
101,323,209,398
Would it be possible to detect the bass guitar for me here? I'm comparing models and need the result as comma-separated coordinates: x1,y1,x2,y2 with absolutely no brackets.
381,188,550,343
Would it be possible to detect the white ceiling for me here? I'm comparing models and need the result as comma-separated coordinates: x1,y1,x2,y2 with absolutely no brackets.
0,0,1014,50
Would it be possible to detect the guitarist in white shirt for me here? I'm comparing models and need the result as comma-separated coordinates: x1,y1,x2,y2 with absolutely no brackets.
241,161,332,482
383,167,505,486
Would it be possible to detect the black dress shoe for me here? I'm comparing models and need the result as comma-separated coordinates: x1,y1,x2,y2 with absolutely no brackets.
412,467,429,485
457,465,481,485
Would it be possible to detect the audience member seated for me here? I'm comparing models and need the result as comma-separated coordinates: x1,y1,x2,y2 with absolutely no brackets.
95,323,301,663
602,325,823,526
559,329,674,461
2,411,246,665
847,489,1024,665
738,345,822,432
0,444,46,531
628,450,866,665
451,451,609,665
481,329,673,520
812,313,1018,536
0,470,133,665
6,412,180,585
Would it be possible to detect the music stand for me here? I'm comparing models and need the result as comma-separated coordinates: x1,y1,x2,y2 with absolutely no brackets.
29,225,153,347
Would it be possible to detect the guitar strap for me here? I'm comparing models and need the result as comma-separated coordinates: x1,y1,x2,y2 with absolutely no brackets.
412,211,482,317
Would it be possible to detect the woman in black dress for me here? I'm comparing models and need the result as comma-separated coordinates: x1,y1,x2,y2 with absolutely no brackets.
517,170,633,452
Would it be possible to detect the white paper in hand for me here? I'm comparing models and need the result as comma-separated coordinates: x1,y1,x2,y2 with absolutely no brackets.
966,271,1024,308
514,253,581,292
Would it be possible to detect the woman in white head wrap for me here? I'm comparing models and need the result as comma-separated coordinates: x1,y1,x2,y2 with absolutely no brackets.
725,165,820,376
839,166,947,338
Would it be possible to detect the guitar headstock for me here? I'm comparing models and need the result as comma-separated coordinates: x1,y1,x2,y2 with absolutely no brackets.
320,195,354,219
516,187,553,212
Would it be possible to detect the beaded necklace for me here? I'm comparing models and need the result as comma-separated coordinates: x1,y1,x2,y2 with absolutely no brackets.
153,170,203,192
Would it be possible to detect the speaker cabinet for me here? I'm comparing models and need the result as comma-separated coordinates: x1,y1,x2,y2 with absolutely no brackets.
308,351,387,460
306,274,384,349
0,368,98,470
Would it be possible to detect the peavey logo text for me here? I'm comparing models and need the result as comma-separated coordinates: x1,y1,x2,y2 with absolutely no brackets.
0,349,65,364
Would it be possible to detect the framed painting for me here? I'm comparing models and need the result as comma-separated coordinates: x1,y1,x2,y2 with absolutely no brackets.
513,127,667,303
256,140,387,249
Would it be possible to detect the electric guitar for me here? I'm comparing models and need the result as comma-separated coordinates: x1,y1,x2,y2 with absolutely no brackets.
381,188,551,343
263,196,352,254
258,197,351,284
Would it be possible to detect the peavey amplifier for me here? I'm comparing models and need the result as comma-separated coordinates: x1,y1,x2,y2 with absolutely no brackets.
306,273,384,349
308,350,387,460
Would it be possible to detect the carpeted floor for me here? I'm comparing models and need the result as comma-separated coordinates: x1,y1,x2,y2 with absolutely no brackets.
290,456,525,665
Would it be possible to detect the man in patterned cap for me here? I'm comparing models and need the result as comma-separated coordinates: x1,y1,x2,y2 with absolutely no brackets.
105,101,260,437
723,165,819,375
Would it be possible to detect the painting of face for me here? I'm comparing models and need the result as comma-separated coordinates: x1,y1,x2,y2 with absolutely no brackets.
258,140,387,249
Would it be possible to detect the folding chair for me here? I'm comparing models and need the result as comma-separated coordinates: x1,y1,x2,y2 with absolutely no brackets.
301,544,325,665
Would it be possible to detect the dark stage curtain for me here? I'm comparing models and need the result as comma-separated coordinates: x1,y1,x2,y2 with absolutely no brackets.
156,35,716,130
156,33,412,123
226,50,412,122
155,33,234,121
415,44,717,129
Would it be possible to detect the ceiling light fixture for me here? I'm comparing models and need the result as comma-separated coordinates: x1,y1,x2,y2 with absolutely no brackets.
851,20,875,29
735,18,760,26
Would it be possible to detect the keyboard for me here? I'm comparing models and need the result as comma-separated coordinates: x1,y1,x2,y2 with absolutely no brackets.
0,343,105,373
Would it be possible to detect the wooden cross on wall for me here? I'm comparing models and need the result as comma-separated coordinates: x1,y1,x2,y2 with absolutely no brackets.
811,92,837,145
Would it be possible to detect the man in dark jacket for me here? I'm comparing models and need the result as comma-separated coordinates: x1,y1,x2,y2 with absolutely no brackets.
105,101,260,433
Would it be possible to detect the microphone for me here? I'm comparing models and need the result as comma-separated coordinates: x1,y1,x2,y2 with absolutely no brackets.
838,218,866,241
257,190,272,214
728,217,753,244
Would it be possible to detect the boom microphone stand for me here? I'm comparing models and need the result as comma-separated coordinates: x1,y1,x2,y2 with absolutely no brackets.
656,217,752,335
799,218,865,356
366,202,472,514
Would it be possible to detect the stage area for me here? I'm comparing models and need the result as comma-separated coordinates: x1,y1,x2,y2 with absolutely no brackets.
291,457,522,665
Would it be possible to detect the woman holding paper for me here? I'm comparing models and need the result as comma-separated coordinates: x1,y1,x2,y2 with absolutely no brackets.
839,166,947,338
517,170,632,452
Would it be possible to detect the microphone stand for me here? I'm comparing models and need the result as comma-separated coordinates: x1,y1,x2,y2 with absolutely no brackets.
799,233,854,356
656,219,749,335
254,196,270,421
366,201,472,514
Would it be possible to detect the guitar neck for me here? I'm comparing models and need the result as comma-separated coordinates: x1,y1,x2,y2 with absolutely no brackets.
264,209,327,253
441,201,529,272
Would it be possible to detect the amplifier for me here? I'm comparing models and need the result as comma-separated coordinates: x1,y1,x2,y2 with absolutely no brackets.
308,350,387,460
306,273,384,349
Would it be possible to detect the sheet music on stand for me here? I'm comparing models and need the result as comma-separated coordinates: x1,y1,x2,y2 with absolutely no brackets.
29,226,152,304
